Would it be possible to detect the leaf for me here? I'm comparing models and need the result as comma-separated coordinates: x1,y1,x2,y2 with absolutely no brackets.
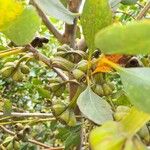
94,55,123,73
109,0,122,11
81,0,112,54
57,125,81,150
3,99,12,116
95,20,150,55
118,68,150,113
77,86,113,124
2,6,41,46
0,0,23,31
121,0,138,5
33,0,77,24
36,86,51,98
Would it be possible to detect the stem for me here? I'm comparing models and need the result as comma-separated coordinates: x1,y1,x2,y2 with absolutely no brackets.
121,107,150,136
0,47,25,58
25,45,68,81
0,112,53,118
0,125,64,150
0,118,56,125
30,0,63,44
136,1,150,20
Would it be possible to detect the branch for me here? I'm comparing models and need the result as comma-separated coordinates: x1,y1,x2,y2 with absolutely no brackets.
25,45,68,81
30,0,63,44
136,1,150,20
0,125,64,150
63,0,82,48
0,112,53,118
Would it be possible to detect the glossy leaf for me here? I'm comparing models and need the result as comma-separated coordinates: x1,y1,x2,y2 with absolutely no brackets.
81,0,112,54
121,0,138,5
118,68,150,113
77,86,113,124
0,0,23,31
95,20,150,55
2,6,41,46
33,0,77,24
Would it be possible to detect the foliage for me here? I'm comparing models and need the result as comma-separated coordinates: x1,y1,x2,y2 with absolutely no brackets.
0,0,150,150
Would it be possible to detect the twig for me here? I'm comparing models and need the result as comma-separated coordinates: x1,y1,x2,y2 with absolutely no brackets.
0,125,64,150
136,1,150,20
115,11,136,19
0,112,53,118
25,45,68,81
30,0,64,44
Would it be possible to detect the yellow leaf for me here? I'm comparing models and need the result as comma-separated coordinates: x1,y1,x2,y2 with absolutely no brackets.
94,55,123,73
0,0,23,31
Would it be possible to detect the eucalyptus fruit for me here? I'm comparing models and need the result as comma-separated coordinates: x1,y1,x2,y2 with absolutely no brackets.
12,68,24,82
59,109,77,127
20,63,30,74
76,60,88,72
59,109,70,124
93,84,104,97
13,141,20,150
93,73,105,84
14,123,24,131
102,83,113,96
6,142,13,150
138,125,150,144
0,66,15,78
114,106,130,121
51,101,66,116
72,69,85,81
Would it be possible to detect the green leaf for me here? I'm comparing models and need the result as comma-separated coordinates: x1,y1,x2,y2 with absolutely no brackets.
3,99,12,116
81,0,112,54
118,68,150,113
77,86,113,124
36,86,51,98
2,6,41,46
60,0,67,7
33,0,77,24
57,125,81,150
121,0,138,5
95,20,150,55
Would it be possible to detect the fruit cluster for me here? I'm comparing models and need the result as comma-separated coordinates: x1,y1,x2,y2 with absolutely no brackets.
0,61,30,82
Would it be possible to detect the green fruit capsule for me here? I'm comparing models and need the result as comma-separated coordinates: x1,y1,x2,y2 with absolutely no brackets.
59,110,70,125
20,64,30,74
52,102,66,116
102,83,113,96
17,130,24,140
116,106,130,113
6,142,13,150
13,141,20,150
23,125,31,134
14,123,24,131
0,145,6,150
93,73,105,84
114,112,128,121
138,125,150,143
76,60,88,72
94,84,104,96
0,66,14,78
72,69,85,81
68,110,77,127
12,69,24,82
107,82,115,91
